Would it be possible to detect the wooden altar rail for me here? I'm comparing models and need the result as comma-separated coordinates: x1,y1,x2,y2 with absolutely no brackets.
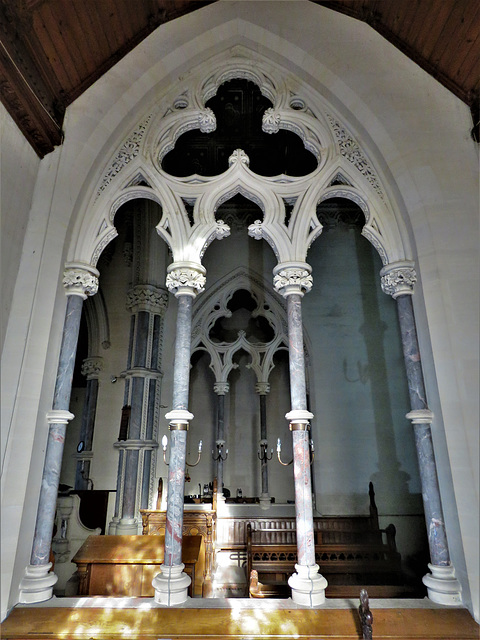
2,603,479,639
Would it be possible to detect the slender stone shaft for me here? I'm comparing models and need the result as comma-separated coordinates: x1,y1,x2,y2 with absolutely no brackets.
396,293,450,566
75,358,102,490
259,393,269,497
286,293,316,567
165,294,193,566
216,393,225,493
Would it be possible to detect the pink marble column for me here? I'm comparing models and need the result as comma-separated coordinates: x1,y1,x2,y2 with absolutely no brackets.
273,262,327,606
153,262,206,606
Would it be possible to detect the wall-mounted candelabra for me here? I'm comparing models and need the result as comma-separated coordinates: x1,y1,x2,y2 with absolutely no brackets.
212,439,228,461
258,439,273,462
277,437,315,466
161,434,202,467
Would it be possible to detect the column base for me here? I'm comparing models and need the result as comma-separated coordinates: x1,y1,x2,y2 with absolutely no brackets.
152,563,191,606
115,517,140,535
18,563,58,604
108,517,119,534
288,563,328,607
259,494,271,510
423,563,462,606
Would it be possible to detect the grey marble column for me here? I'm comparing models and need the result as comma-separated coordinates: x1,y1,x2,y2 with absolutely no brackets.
74,357,102,490
273,263,327,606
19,264,99,604
213,382,229,496
380,261,461,605
115,286,167,534
153,262,206,605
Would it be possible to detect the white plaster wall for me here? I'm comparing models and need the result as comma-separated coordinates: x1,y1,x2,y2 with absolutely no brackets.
0,106,40,354
1,0,478,621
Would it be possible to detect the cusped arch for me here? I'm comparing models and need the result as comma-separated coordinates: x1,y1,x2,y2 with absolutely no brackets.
66,41,413,276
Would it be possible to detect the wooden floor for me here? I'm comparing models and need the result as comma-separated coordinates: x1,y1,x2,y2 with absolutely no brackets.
1,601,478,639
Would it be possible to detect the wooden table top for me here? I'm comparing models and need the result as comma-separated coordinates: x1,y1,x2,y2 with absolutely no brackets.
72,534,202,565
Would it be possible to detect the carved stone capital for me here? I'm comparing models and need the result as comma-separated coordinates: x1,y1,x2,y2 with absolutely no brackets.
214,382,230,395
228,148,250,167
166,262,206,297
273,262,313,297
63,263,99,298
126,284,169,314
81,357,103,379
380,261,417,298
46,410,75,425
256,382,270,395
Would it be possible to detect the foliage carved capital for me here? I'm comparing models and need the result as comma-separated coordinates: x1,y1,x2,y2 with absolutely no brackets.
63,264,99,298
273,263,313,297
380,261,417,298
166,263,206,297
126,284,169,314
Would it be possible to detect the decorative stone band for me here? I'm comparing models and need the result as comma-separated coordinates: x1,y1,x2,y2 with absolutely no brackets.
46,410,75,425
380,261,417,298
214,382,230,395
166,262,206,297
63,263,99,299
165,409,194,428
113,439,159,451
123,367,163,381
406,409,434,424
286,409,314,426
73,450,93,462
273,263,313,297
81,356,103,379
256,382,270,395
126,284,169,314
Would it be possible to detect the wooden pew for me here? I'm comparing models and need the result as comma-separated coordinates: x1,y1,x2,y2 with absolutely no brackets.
246,512,409,598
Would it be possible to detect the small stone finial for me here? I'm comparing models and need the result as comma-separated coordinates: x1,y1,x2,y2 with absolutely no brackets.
228,149,250,167
166,263,206,297
63,264,99,298
380,261,417,298
81,357,103,380
273,263,313,297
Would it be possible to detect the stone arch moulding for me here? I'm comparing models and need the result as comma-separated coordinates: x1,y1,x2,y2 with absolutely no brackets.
65,45,413,272
191,267,289,386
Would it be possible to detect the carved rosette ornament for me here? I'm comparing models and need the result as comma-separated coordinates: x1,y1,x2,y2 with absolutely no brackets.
126,284,169,314
228,149,250,167
262,108,281,134
166,263,207,297
198,108,216,133
81,357,103,380
273,263,313,297
380,262,417,298
63,264,99,299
